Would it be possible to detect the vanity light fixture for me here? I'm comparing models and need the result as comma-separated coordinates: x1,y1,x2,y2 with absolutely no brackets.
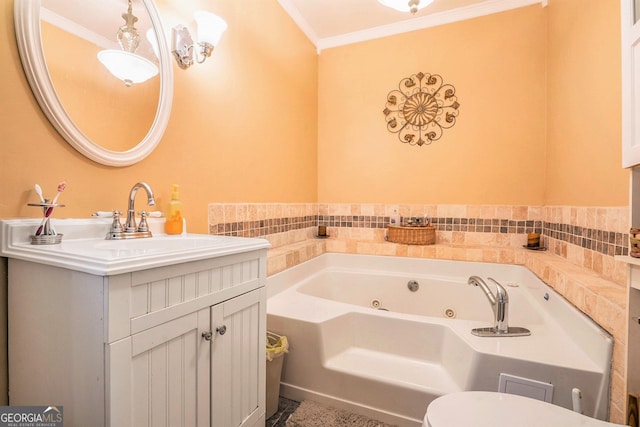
377,0,434,14
171,11,228,69
97,0,159,87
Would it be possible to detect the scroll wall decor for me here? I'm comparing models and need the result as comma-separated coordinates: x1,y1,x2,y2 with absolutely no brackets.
383,72,460,146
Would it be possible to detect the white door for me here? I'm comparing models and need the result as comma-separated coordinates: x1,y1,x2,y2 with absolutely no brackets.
108,309,211,427
622,0,640,167
211,288,266,427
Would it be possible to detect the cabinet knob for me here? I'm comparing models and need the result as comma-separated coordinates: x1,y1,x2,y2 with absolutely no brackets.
216,325,227,336
202,331,213,341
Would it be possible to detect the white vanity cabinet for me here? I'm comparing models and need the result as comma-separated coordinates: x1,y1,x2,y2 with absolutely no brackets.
7,248,267,427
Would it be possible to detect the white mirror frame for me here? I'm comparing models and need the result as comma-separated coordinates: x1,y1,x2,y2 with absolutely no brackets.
14,0,173,167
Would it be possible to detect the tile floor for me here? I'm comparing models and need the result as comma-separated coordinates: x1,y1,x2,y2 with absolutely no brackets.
266,397,300,427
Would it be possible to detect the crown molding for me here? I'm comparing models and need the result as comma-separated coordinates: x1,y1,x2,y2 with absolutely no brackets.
277,0,321,50
40,7,115,49
279,0,546,53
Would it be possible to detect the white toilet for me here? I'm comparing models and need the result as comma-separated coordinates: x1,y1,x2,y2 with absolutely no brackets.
423,391,625,427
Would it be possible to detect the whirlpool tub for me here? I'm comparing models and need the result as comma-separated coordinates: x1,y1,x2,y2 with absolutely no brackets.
266,254,613,427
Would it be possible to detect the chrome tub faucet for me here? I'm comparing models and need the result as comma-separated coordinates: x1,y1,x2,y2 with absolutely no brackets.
467,275,531,337
468,275,509,334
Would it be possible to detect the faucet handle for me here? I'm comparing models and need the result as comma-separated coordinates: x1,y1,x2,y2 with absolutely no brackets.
110,210,124,233
137,211,149,232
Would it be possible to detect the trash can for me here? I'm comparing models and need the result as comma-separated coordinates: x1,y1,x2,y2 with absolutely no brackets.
266,331,289,419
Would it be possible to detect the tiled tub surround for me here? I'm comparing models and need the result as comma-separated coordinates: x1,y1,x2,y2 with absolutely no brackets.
209,202,629,423
208,203,325,276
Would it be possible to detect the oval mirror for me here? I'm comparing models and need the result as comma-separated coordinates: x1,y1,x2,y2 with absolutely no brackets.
14,0,173,167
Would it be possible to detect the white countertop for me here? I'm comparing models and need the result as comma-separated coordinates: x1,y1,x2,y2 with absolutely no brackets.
0,218,270,275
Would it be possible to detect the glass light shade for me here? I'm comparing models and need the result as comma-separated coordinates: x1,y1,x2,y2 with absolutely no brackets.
377,0,433,13
194,11,228,46
97,50,159,87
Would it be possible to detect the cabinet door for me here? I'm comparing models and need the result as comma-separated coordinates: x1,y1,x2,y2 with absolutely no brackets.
622,0,640,167
211,288,266,427
108,309,211,427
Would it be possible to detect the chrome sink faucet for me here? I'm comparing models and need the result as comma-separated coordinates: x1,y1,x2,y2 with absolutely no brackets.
106,182,156,240
125,182,155,232
468,276,509,334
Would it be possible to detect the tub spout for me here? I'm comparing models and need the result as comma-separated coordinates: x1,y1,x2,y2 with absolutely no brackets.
468,276,509,334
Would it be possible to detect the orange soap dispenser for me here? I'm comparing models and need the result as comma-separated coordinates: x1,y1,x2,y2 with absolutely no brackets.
165,184,184,235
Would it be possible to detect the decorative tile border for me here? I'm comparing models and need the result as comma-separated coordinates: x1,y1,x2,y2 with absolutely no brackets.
544,222,629,256
317,215,389,229
317,215,544,235
315,215,628,257
212,213,549,240
430,217,542,234
208,203,630,283
208,204,629,259
210,215,316,238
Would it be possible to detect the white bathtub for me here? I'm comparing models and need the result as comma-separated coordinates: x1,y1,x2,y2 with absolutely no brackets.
266,254,613,427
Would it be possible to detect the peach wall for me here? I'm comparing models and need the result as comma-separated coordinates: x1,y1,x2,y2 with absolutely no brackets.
546,0,627,206
1,0,627,226
318,6,548,205
318,1,629,208
0,0,318,233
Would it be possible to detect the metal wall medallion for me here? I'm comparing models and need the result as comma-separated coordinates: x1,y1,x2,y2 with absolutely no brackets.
383,72,460,146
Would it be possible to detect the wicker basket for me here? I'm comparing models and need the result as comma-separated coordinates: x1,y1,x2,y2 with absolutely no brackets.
631,227,640,258
387,225,435,245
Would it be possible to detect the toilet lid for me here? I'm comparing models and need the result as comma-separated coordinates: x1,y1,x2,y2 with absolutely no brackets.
425,392,624,427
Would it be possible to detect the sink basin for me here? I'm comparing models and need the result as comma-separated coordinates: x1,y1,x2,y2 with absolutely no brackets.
82,234,232,254
58,234,251,260
0,218,271,275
